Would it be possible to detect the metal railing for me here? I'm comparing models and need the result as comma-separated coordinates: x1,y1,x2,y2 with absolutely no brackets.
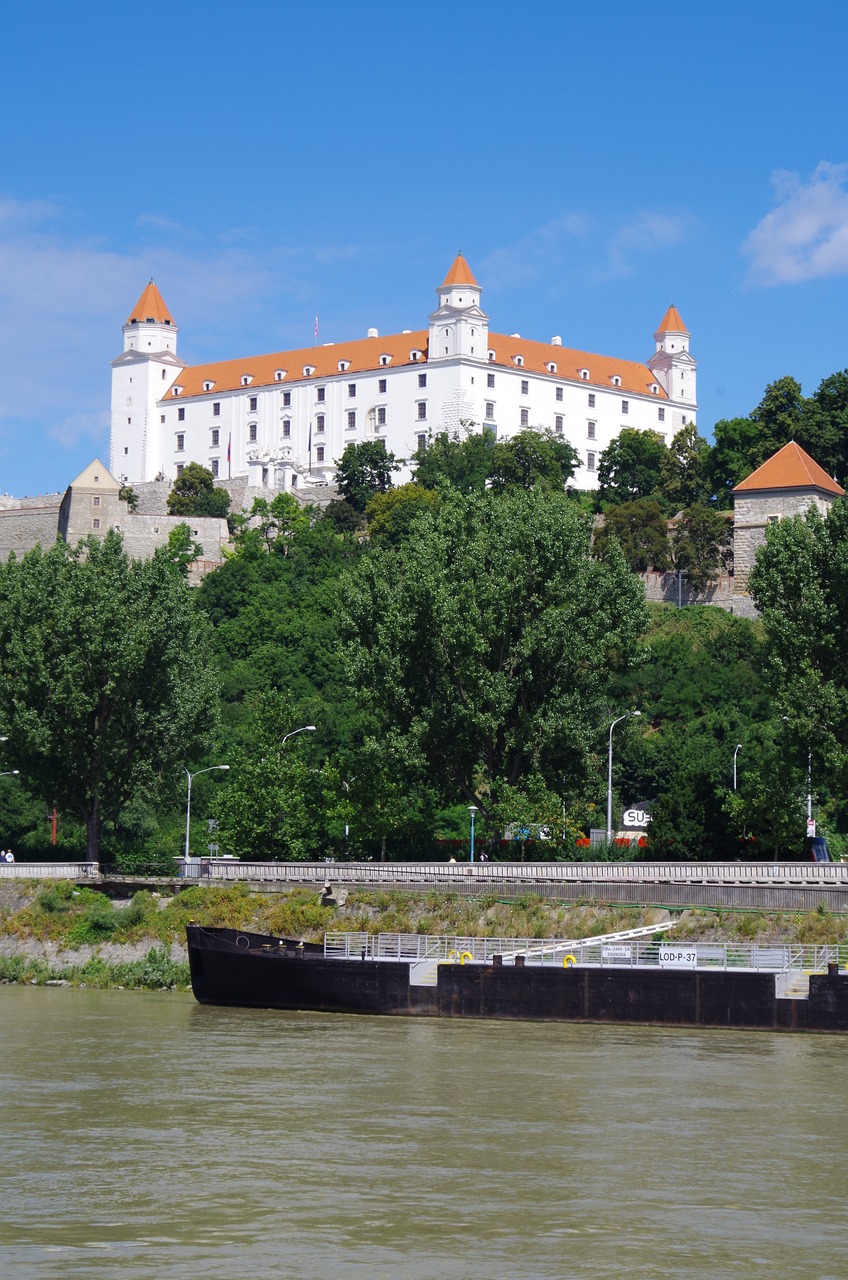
188,858,848,889
323,931,848,973
0,862,99,879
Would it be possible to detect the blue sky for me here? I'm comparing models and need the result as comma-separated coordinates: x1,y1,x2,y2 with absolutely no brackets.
2,0,848,495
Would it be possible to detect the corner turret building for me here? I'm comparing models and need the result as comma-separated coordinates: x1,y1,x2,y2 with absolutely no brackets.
110,255,697,493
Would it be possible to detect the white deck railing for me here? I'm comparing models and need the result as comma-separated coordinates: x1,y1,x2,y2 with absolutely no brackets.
323,931,848,973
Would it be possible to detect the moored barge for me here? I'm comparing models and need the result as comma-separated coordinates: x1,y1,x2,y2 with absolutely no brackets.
186,925,848,1033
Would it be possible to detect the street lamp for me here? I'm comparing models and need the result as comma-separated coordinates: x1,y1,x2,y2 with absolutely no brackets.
184,765,230,860
733,743,742,792
607,711,641,844
281,725,317,746
0,770,19,778
468,805,478,863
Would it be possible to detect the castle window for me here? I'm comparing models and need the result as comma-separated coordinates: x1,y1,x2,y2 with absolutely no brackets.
249,396,258,412
316,415,325,433
347,411,356,430
418,373,427,388
283,391,291,407
658,407,665,422
417,402,427,420
93,496,101,507
211,429,220,447
587,452,596,471
176,433,185,451
160,415,165,424
556,387,563,402
587,421,596,439
521,380,529,396
176,464,184,477
417,433,427,450
211,459,219,477
162,369,167,379
621,400,629,414
317,387,325,402
487,372,495,389
213,402,220,417
283,420,291,437
377,407,386,426
588,393,595,408
379,378,387,393
555,416,563,433
178,407,185,422
316,446,325,463
249,423,257,442
485,402,494,419
520,409,529,427
92,518,101,530
348,383,356,398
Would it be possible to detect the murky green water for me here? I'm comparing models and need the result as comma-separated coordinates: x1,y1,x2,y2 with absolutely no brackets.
0,985,845,1278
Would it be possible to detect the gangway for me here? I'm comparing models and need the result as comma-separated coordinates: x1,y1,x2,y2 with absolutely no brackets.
497,919,678,962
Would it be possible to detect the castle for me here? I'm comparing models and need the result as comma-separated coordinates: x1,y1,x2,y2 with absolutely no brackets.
109,254,698,493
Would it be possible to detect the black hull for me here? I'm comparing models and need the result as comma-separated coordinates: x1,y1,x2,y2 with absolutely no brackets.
186,926,848,1033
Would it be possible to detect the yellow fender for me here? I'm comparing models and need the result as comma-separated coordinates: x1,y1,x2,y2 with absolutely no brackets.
563,954,577,968
460,951,473,965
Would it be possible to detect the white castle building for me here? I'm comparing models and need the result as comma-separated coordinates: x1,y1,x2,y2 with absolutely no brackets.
110,255,697,494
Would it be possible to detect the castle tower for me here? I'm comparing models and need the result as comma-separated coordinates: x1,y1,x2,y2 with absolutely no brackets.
110,281,185,482
647,304,697,416
427,253,489,362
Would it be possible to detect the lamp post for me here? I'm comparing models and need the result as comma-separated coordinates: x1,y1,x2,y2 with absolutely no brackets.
0,770,19,778
733,743,742,792
807,748,813,831
607,712,641,844
468,805,478,863
281,725,317,746
184,765,230,861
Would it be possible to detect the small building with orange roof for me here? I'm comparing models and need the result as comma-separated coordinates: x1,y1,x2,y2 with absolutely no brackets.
732,441,844,593
110,255,698,493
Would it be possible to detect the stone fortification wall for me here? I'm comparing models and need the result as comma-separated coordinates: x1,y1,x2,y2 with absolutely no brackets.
640,571,758,619
121,515,229,563
0,502,63,561
132,480,171,516
733,492,830,593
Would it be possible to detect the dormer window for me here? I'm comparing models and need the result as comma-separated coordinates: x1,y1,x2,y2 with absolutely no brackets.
303,365,316,377
488,350,496,362
241,374,254,386
203,380,215,392
171,385,183,396
513,355,524,367
546,362,557,374
274,369,287,381
379,354,392,366
337,360,350,372
611,375,622,387
650,383,659,395
410,350,422,362
579,369,589,380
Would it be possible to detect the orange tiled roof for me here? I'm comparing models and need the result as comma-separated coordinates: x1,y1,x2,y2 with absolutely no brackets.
127,280,174,325
162,327,669,402
441,253,478,288
657,304,688,334
733,441,844,495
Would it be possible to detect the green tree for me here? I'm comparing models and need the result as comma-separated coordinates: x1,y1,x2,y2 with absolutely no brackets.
489,430,580,494
593,499,672,572
709,377,806,507
798,370,848,486
167,462,231,519
412,425,494,493
0,532,219,862
339,489,646,822
230,493,310,554
365,484,440,545
597,429,668,506
672,502,733,591
161,522,203,576
659,423,712,511
334,441,400,512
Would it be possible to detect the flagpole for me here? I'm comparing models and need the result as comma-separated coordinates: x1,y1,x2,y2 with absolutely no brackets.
227,433,231,480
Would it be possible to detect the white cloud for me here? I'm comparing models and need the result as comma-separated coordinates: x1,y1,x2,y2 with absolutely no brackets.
744,162,848,285
483,208,693,291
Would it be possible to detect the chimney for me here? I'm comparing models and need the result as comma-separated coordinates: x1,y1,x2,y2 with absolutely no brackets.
367,327,379,339
551,335,562,346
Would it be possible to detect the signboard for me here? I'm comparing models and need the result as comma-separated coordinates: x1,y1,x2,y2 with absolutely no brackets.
602,945,632,961
621,803,653,830
807,818,816,837
659,945,698,969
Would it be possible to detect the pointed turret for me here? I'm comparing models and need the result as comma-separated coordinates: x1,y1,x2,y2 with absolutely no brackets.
127,279,175,326
648,302,696,409
112,280,184,483
429,253,487,362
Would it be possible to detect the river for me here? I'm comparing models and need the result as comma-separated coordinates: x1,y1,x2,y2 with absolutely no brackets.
0,985,845,1279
